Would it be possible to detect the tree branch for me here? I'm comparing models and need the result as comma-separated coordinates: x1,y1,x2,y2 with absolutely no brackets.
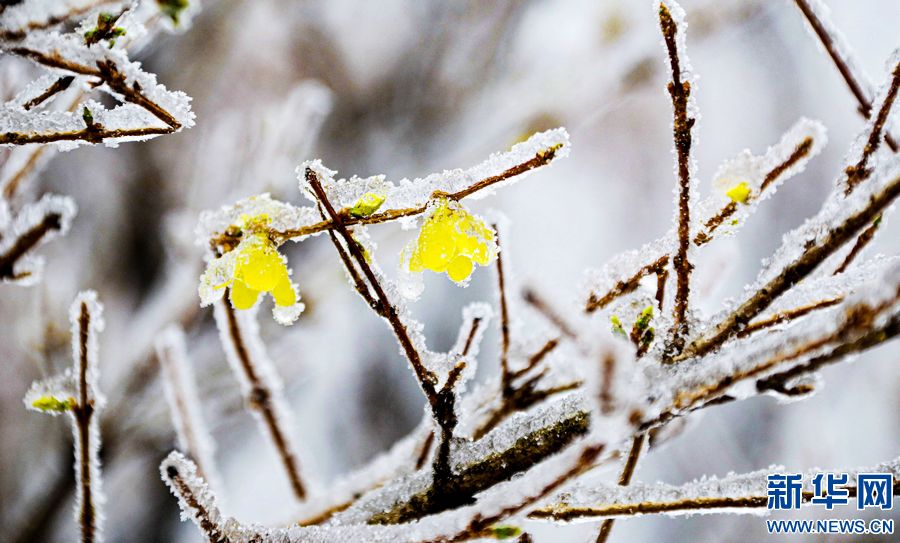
679,174,900,361
595,433,646,543
659,2,695,355
792,0,898,152
0,210,62,280
218,298,307,500
270,147,563,244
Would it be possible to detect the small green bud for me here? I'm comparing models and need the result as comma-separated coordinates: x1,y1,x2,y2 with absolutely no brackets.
610,315,626,338
349,192,386,218
634,305,653,332
489,525,522,539
82,107,94,125
157,0,190,25
31,395,75,413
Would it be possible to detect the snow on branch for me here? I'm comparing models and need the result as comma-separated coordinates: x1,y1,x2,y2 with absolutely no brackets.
583,118,825,324
160,452,228,543
1,1,196,149
213,301,308,500
24,290,106,543
0,0,125,41
199,128,569,250
530,457,900,522
155,325,222,496
657,0,698,357
792,0,897,151
0,192,76,284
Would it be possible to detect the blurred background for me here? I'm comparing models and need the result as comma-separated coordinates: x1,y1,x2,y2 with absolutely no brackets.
1,0,898,541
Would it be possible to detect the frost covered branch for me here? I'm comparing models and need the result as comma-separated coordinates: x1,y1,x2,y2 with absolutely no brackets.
658,1,696,356
1,1,195,148
0,193,74,283
594,433,646,543
792,0,898,151
24,291,106,543
205,131,569,250
214,299,307,500
155,325,220,490
160,452,228,543
530,457,900,522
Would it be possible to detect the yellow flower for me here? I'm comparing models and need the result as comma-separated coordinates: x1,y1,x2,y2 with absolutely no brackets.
407,198,497,283
725,181,751,204
229,233,297,310
206,213,297,310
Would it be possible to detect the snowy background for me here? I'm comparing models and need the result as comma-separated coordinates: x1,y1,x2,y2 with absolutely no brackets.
1,0,898,541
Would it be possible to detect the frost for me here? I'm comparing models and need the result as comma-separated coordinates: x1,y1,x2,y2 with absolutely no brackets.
197,193,316,246
795,0,876,112
23,369,77,415
670,262,900,409
1,3,196,149
293,128,568,227
0,193,76,284
160,451,226,536
23,291,107,541
753,154,899,294
0,1,128,39
543,456,900,521
696,118,827,243
155,325,222,496
212,301,310,496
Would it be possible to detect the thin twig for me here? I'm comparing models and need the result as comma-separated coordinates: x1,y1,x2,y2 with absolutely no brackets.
305,167,439,401
535,494,794,521
0,210,63,280
694,137,815,245
0,125,174,145
0,0,119,40
678,174,900,361
659,2,695,355
73,301,96,543
302,318,479,527
23,75,75,110
495,225,513,394
792,0,898,152
316,204,380,312
739,297,843,337
4,48,183,144
219,298,307,500
674,293,898,410
523,287,577,339
509,338,560,381
156,330,216,483
2,145,48,200
833,216,880,274
586,256,669,313
472,378,582,440
270,147,563,244
595,433,646,543
597,351,616,415
163,464,228,543
843,60,900,193
757,311,900,394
